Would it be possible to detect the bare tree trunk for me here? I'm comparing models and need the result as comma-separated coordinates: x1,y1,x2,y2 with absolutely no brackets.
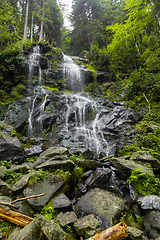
23,0,29,40
39,6,44,41
30,12,34,42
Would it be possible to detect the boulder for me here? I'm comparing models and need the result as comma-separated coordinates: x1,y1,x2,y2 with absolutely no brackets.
7,214,47,240
11,172,34,193
127,226,143,239
137,195,160,210
102,156,153,178
0,196,11,209
11,164,30,174
52,193,72,210
73,214,101,239
143,211,160,239
42,219,73,240
56,212,78,227
0,121,24,161
35,155,75,171
0,166,7,178
23,174,65,210
69,146,93,160
74,188,128,230
0,179,12,196
130,151,160,169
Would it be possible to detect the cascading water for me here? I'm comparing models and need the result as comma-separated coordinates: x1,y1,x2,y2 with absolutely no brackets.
62,54,84,92
24,49,116,155
60,54,114,156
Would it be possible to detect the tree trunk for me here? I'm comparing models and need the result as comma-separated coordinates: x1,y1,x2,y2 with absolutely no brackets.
0,206,33,227
88,222,128,240
30,12,34,42
23,0,29,40
39,6,44,42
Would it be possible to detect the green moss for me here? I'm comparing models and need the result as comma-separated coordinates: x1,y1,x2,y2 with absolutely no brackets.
127,169,160,197
42,85,59,92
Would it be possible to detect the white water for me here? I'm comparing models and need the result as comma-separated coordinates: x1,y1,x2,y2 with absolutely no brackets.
62,54,84,92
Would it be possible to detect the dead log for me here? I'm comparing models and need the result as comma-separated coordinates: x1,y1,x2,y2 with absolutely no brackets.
0,206,33,226
88,222,128,240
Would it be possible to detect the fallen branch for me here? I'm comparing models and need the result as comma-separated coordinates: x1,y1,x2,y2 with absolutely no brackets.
87,222,128,240
0,193,45,208
0,206,33,226
11,193,45,204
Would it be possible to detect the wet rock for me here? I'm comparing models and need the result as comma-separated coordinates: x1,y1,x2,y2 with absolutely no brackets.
24,145,43,157
23,174,65,210
52,193,72,210
143,211,160,239
0,121,24,161
0,166,7,178
0,179,12,196
85,168,112,190
137,195,160,210
69,146,94,160
8,214,47,240
130,151,160,169
127,226,143,239
74,188,128,230
73,214,101,239
56,212,78,227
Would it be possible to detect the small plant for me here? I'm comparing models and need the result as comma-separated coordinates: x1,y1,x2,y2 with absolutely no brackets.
0,220,16,238
25,156,38,163
41,204,57,220
4,170,22,185
127,169,160,197
0,160,12,168
28,169,49,186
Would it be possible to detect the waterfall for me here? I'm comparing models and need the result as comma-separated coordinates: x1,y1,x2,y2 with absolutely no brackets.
62,54,84,92
24,48,115,156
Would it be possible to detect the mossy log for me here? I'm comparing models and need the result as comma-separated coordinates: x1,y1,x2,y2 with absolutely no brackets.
0,206,33,226
88,222,128,240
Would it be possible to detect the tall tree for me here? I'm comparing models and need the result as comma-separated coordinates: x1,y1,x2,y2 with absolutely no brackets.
23,0,29,39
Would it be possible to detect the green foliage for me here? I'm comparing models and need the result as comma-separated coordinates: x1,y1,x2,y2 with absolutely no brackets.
41,204,57,220
28,169,49,186
0,160,12,169
4,169,22,185
42,86,59,92
127,170,160,197
89,44,110,71
0,220,16,238
25,156,38,163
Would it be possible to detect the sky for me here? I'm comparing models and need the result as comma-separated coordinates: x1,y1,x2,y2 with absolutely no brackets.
57,0,73,29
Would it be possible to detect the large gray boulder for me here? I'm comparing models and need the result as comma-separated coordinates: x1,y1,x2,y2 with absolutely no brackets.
8,215,47,240
143,211,160,239
31,147,74,171
23,174,65,210
56,212,78,227
0,121,24,161
137,195,160,210
130,151,160,169
74,188,128,230
102,156,153,178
